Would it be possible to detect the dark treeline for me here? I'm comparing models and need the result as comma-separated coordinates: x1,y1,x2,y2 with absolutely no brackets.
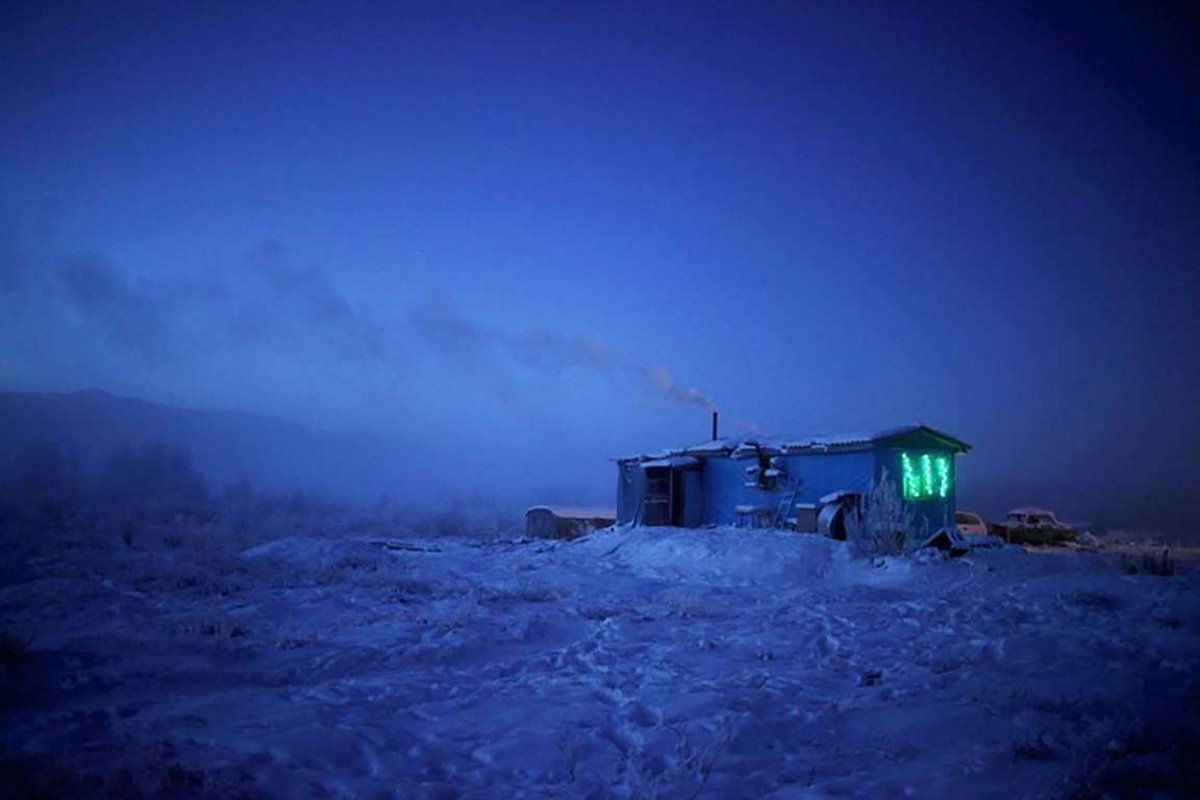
5,439,208,509
0,438,520,550
0,438,353,523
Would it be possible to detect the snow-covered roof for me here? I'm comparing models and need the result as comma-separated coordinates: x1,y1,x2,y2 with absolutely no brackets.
681,438,741,455
525,505,616,520
640,455,701,469
616,424,970,463
1006,507,1058,517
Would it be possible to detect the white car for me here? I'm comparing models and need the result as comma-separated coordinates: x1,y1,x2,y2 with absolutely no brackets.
1003,507,1076,545
954,510,989,537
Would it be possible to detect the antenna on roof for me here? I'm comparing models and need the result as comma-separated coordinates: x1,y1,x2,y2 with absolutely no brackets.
711,410,719,440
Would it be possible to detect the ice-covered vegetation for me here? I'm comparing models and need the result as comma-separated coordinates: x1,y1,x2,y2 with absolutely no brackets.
1,486,1197,797
844,468,918,558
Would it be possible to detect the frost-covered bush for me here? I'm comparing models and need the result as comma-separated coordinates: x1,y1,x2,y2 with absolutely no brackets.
1139,548,1175,576
844,468,915,558
626,717,737,798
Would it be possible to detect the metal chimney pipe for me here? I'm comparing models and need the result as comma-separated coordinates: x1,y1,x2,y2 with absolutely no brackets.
711,410,719,440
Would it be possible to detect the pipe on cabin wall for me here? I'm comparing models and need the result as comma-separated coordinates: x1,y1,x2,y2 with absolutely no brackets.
712,410,719,440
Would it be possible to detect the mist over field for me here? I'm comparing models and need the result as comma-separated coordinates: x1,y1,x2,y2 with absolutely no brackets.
1,388,1197,538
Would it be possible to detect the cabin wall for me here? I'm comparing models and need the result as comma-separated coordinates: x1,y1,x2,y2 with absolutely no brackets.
698,450,879,526
776,451,877,502
616,462,643,524
873,447,957,539
681,468,705,527
701,457,765,525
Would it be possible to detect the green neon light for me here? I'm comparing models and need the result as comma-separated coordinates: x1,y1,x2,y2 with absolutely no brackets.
900,451,951,500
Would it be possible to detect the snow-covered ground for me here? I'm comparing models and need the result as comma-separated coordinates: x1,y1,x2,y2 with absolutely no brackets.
2,524,1197,798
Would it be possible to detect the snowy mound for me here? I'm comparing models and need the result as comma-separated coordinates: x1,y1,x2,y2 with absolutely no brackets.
577,526,851,587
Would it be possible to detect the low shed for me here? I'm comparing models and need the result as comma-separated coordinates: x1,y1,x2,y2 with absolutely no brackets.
616,424,971,541
525,506,616,540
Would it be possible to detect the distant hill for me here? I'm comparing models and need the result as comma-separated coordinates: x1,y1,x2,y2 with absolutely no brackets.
0,389,433,503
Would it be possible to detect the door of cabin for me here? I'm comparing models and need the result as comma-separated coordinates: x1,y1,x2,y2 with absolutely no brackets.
642,466,686,526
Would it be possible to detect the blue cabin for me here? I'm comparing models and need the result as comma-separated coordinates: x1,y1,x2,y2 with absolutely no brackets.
615,424,971,540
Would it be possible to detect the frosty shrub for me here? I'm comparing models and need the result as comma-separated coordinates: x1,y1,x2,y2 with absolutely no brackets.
637,716,737,798
1120,547,1177,577
844,468,915,558
1141,547,1175,577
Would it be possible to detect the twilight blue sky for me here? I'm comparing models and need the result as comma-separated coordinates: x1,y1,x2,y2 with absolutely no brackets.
1,1,1198,518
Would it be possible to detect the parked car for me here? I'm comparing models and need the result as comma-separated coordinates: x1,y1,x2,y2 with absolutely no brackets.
954,510,989,537
986,521,1010,540
1003,507,1077,545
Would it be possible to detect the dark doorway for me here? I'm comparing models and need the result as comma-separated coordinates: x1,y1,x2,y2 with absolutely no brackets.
642,466,686,526
642,467,670,525
670,469,684,526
